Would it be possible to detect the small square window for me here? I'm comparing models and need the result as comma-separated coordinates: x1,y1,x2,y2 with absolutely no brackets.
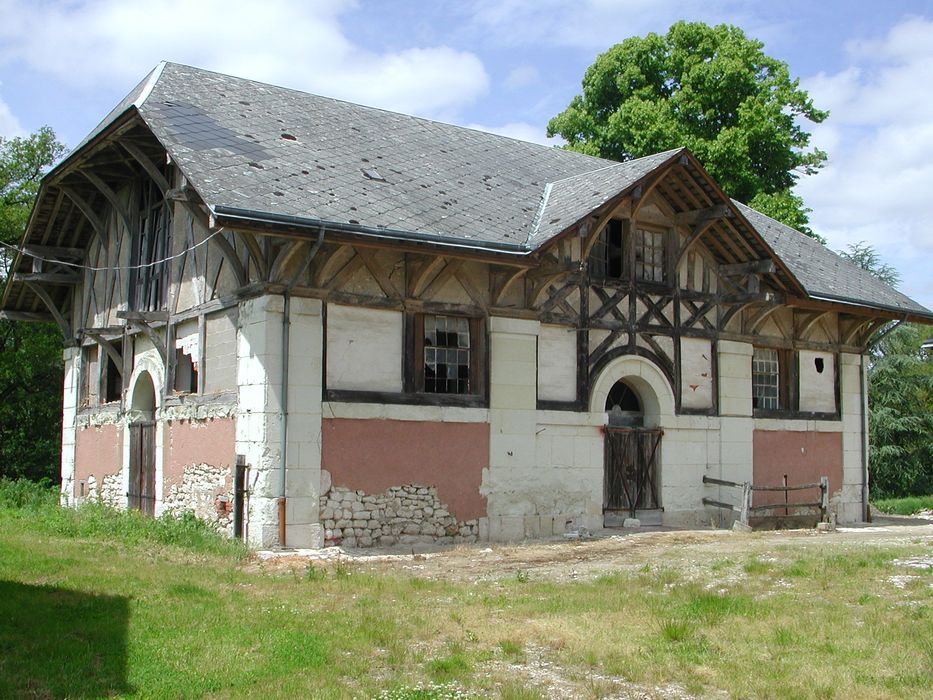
588,220,623,279
416,314,483,396
752,347,781,410
634,227,666,283
422,315,472,394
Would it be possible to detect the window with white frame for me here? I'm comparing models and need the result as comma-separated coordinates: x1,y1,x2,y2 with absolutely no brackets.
634,227,666,282
420,315,473,394
752,347,781,410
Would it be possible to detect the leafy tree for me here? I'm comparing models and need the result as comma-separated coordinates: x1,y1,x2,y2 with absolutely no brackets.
837,242,932,498
548,21,828,238
0,127,67,482
865,323,933,498
837,241,900,287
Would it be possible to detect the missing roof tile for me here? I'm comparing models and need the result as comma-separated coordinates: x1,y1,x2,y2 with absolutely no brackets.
362,167,386,182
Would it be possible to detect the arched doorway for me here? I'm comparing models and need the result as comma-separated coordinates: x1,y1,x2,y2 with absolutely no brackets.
128,371,156,516
591,357,673,527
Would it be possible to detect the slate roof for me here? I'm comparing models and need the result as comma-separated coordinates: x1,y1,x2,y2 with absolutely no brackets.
12,61,932,321
135,62,634,251
734,202,931,318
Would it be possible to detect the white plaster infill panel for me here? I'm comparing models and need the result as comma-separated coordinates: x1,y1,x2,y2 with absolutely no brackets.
680,337,713,409
325,304,403,392
799,350,836,413
60,347,80,505
537,324,577,402
717,340,752,417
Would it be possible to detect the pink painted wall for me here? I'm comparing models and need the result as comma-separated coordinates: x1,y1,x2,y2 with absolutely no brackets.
74,424,123,496
163,418,236,487
322,418,489,521
752,430,843,508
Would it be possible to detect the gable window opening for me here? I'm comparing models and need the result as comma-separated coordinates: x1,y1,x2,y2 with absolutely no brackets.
589,220,623,279
752,347,781,410
80,345,99,407
174,347,199,394
131,179,171,311
634,227,666,283
423,315,471,394
102,340,124,404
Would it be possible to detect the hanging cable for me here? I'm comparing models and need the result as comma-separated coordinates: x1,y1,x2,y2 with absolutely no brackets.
0,226,228,273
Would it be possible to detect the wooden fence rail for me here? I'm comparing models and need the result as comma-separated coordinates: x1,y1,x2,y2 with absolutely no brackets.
702,475,829,528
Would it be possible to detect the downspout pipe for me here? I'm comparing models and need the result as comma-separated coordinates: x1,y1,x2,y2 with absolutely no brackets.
278,228,326,548
860,353,870,521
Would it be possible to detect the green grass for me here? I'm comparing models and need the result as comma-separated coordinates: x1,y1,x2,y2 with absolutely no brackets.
873,495,933,515
0,478,931,698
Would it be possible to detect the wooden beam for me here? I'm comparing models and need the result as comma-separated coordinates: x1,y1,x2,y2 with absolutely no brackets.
673,204,732,226
13,271,80,285
23,282,70,338
120,141,170,196
117,309,170,323
21,244,84,261
81,170,133,234
0,310,55,323
83,331,125,377
60,186,106,244
720,260,776,276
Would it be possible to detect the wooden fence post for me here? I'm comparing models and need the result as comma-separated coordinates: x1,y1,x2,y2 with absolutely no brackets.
740,481,752,526
820,476,829,523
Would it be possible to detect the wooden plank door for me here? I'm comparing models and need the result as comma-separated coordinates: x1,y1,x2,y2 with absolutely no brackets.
604,427,662,518
128,421,156,516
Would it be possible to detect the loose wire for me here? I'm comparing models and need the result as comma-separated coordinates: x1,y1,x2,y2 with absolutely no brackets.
0,227,227,273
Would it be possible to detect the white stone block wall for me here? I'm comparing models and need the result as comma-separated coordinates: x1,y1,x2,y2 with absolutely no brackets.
236,295,324,548
839,352,868,522
484,316,547,541
60,347,80,506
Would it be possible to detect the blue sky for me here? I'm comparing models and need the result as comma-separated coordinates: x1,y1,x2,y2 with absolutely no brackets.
1,0,931,309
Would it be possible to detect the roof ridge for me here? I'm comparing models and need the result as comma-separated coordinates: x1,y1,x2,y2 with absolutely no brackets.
527,182,553,244
543,147,686,187
155,62,617,164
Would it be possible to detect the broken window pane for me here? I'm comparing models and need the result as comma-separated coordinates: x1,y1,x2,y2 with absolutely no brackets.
422,314,471,394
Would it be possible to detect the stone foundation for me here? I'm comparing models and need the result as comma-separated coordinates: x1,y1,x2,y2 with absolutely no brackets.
162,463,233,532
320,484,479,547
84,472,123,506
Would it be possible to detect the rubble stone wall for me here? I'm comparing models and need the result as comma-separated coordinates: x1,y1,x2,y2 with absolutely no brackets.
162,462,233,532
320,484,479,548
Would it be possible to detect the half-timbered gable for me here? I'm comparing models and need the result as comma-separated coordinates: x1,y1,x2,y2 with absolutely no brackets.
3,62,931,547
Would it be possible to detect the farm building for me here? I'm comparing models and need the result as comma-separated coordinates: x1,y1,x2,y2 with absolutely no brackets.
2,62,931,548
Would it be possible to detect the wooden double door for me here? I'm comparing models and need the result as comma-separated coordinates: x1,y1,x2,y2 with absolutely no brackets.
604,427,662,522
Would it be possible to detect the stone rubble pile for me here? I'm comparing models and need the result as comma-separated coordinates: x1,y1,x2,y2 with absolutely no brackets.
163,463,232,532
320,484,478,547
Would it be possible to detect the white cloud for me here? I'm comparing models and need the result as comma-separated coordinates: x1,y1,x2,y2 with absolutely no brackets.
464,121,557,145
504,64,540,88
0,0,489,117
798,16,933,308
463,0,752,49
0,92,23,138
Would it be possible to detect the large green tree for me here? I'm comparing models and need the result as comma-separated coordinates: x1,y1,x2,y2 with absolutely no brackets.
837,242,933,498
0,127,67,482
548,21,828,239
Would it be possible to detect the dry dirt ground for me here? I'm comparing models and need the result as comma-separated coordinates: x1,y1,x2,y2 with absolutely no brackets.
251,517,933,699
255,515,933,584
